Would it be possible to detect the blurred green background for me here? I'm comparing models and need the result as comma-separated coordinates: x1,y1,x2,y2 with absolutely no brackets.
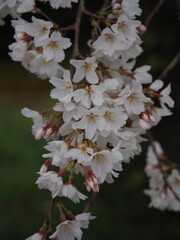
0,0,180,239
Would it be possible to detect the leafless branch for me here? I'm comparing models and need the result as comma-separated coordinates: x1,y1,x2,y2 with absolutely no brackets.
159,51,180,80
83,9,105,19
42,198,56,240
145,0,167,28
83,192,99,213
71,0,85,60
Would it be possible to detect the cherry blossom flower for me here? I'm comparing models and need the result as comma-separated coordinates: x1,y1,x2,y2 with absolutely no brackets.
70,57,99,84
73,84,106,108
50,213,94,240
43,140,68,167
65,144,94,164
36,171,63,198
40,0,78,9
84,149,123,183
61,184,87,203
50,70,74,103
21,108,45,139
92,27,128,57
26,232,42,240
24,17,53,47
42,31,71,62
72,107,105,140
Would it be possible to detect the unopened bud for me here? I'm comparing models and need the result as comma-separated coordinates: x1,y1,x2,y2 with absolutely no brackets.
45,127,53,138
16,33,24,40
39,163,48,173
138,24,147,32
139,119,150,130
149,114,156,123
35,128,45,140
142,113,149,122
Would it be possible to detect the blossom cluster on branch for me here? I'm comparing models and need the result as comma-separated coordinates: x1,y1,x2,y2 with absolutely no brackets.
1,0,179,239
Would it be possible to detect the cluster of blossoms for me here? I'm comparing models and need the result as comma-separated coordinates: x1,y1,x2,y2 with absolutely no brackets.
145,142,180,211
1,0,178,239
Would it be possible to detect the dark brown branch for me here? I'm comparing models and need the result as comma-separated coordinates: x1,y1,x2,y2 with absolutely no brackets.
83,9,105,19
47,198,56,233
83,192,99,213
60,24,76,32
71,0,85,60
34,6,57,26
159,51,180,80
146,132,180,203
42,198,56,240
145,0,167,28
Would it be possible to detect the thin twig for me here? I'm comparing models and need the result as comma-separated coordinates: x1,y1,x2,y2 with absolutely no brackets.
158,51,180,80
42,198,56,240
59,24,75,32
145,0,167,28
34,6,57,26
47,198,56,234
83,9,105,19
83,192,99,213
146,132,180,203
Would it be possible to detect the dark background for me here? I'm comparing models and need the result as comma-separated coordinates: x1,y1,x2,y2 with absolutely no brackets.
0,0,180,239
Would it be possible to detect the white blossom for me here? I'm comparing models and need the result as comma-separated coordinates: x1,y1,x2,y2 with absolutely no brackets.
123,83,150,115
36,171,63,198
111,14,140,47
21,107,45,139
41,0,78,9
17,0,35,13
24,17,53,47
65,144,94,164
84,149,123,183
70,57,99,84
73,84,106,108
42,31,71,62
72,107,105,140
26,233,42,240
50,70,74,103
50,219,82,240
61,184,87,203
92,27,128,57
43,140,68,167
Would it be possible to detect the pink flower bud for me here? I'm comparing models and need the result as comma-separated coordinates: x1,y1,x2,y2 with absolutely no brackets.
149,114,156,123
86,185,91,192
45,127,53,138
39,163,48,173
142,113,149,122
93,184,99,193
87,179,95,189
92,175,98,185
16,33,24,40
139,119,150,130
138,24,147,32
35,128,45,140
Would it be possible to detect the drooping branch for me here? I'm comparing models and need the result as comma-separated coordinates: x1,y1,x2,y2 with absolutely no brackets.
42,198,56,240
159,51,180,80
145,0,167,28
83,192,98,213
